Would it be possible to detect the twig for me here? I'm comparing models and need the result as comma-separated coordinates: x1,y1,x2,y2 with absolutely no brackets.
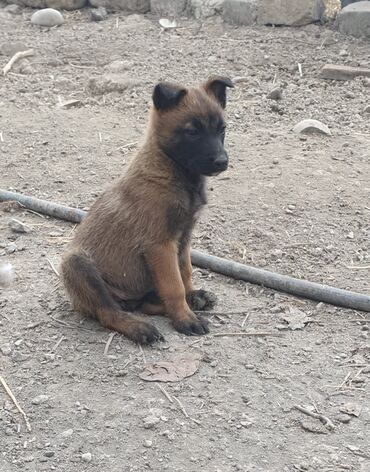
157,384,173,403
104,332,116,356
139,344,147,364
213,332,282,337
50,335,65,352
98,132,102,143
50,315,93,332
172,395,189,418
0,375,32,432
24,321,45,330
0,131,3,142
195,311,248,316
294,404,335,431
346,265,370,270
241,313,250,327
46,258,60,278
298,63,303,77
119,141,138,149
3,49,34,76
348,319,370,323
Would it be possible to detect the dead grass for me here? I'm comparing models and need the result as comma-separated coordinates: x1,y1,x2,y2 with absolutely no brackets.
324,0,341,17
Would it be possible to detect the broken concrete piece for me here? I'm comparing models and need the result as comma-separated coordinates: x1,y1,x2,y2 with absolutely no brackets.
319,64,370,80
293,119,331,136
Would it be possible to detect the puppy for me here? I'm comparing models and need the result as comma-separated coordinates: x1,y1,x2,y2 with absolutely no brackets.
61,76,233,344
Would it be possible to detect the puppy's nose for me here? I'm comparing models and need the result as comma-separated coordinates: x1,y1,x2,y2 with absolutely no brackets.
214,155,228,171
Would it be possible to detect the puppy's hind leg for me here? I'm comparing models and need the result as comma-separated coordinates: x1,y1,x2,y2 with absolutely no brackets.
61,253,163,344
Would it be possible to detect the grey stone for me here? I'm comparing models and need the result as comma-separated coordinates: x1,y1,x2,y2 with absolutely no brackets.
143,415,160,429
31,394,49,405
5,243,17,254
0,343,12,356
31,8,64,26
90,6,107,20
341,0,364,7
338,1,370,38
188,0,223,19
364,104,370,113
9,218,29,233
0,41,28,56
4,4,22,13
150,0,187,16
81,453,92,463
89,0,149,12
267,87,282,100
11,0,86,9
293,119,331,136
223,0,258,25
258,0,325,26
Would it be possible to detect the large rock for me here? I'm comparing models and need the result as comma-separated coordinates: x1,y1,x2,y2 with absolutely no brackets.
188,0,223,19
338,1,370,38
31,8,64,25
89,0,149,12
9,0,85,9
150,0,187,16
257,0,325,26
223,0,258,25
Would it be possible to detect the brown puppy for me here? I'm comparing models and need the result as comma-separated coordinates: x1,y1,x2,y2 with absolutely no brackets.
61,76,233,344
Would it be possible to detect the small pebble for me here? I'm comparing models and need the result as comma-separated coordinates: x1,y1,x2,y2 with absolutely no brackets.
9,218,29,234
44,451,55,458
345,91,355,99
0,344,12,356
267,88,282,100
90,7,107,21
336,414,351,424
5,243,17,254
31,394,49,405
81,452,92,463
143,440,152,448
31,8,64,27
143,415,160,429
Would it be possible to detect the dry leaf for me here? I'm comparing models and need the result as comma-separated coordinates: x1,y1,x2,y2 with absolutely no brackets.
339,402,362,417
139,354,200,383
282,308,310,330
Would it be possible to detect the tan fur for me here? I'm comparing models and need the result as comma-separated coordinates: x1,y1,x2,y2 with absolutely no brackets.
61,78,228,343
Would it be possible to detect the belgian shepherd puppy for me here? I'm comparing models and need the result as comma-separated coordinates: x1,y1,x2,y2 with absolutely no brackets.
61,76,233,344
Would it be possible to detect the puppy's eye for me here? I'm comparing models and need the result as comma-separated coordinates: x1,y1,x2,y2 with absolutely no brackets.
185,127,200,136
218,124,226,134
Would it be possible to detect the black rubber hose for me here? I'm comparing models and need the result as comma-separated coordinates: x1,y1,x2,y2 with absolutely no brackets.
1,189,369,312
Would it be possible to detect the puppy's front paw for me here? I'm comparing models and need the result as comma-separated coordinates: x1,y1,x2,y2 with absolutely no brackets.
186,289,217,311
173,312,209,336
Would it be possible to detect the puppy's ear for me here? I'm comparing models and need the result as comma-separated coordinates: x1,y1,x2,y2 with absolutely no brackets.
152,82,187,111
204,76,234,109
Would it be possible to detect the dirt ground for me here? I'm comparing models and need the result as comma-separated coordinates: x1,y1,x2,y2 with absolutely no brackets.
1,5,370,472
